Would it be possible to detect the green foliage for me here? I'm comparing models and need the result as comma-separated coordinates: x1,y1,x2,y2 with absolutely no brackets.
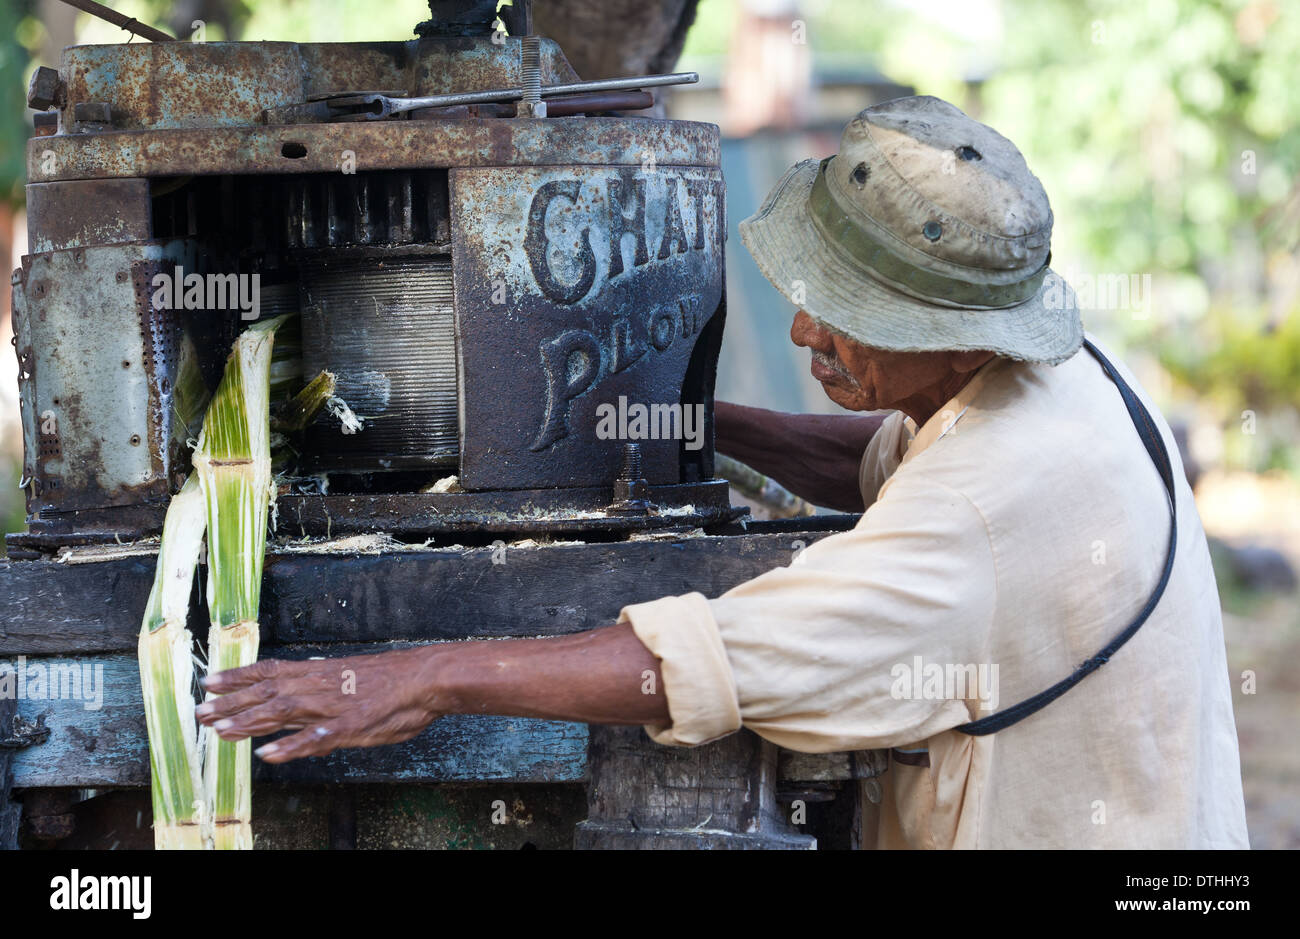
0,1,37,207
1162,305,1300,414
1160,300,1300,473
983,0,1300,471
986,0,1299,280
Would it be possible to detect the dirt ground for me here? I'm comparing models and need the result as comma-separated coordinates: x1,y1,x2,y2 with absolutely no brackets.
1197,470,1300,849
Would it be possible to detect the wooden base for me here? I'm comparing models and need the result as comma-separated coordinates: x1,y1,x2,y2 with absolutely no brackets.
1,520,870,849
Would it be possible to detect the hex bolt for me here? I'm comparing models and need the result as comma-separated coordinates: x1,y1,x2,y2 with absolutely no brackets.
609,443,650,515
27,66,64,111
73,101,112,125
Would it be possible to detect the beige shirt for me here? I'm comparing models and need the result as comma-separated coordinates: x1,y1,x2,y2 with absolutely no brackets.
619,335,1249,848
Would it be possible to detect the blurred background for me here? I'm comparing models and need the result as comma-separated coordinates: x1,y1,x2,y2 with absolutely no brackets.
2,0,1296,846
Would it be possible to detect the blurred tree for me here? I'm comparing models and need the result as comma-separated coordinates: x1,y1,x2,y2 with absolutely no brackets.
1,1,38,208
974,0,1300,472
681,0,1300,471
534,0,700,117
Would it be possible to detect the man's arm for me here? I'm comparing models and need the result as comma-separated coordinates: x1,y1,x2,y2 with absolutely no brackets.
196,623,666,762
715,401,884,512
199,473,994,761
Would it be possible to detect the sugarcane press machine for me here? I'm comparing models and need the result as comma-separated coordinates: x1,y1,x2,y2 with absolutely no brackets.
0,0,882,849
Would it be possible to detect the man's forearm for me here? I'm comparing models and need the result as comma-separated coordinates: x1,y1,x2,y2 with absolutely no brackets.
431,623,670,726
715,401,885,512
199,623,672,761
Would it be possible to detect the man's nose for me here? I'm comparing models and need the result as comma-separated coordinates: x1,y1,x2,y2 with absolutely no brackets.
790,310,833,352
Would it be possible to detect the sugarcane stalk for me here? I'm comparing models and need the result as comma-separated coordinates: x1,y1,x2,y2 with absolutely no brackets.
273,370,335,434
267,312,303,401
715,453,816,518
194,315,286,850
172,329,212,443
138,473,207,849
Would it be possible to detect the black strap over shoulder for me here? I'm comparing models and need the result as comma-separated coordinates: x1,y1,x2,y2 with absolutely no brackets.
953,339,1179,736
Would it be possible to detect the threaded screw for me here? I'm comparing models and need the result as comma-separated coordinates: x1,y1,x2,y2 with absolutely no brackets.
520,36,546,118
619,443,642,481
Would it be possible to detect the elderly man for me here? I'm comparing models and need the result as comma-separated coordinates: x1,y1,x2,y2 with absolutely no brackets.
197,96,1249,849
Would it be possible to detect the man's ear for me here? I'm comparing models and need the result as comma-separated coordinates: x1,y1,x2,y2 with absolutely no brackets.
948,350,997,374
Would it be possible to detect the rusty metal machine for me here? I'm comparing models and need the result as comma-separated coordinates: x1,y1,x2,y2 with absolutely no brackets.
12,3,737,548
2,1,878,850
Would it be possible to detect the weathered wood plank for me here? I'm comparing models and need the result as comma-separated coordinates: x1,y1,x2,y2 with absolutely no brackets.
0,695,21,849
0,801,17,849
0,555,159,655
0,527,845,655
5,651,588,789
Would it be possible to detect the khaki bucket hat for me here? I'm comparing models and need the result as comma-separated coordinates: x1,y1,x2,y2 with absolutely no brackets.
738,95,1083,365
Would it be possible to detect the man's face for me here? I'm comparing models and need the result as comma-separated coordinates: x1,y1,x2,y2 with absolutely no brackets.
789,310,981,414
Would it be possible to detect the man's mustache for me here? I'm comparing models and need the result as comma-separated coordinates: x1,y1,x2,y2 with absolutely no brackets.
812,351,861,388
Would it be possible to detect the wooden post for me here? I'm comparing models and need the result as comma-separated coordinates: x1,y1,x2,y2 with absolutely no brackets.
575,725,815,849
0,696,22,849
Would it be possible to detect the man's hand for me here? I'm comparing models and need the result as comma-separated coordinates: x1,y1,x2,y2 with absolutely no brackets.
196,647,444,763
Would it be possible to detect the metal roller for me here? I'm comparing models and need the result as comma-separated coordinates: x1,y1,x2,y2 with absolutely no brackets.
300,254,458,472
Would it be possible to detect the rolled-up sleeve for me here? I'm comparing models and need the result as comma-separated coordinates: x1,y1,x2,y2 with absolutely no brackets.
618,593,741,746
622,474,998,752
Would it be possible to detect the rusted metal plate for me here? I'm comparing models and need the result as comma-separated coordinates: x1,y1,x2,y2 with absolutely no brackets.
26,117,721,181
17,33,730,525
452,163,725,490
62,41,309,131
56,37,578,132
401,35,578,97
25,178,151,252
13,244,178,515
